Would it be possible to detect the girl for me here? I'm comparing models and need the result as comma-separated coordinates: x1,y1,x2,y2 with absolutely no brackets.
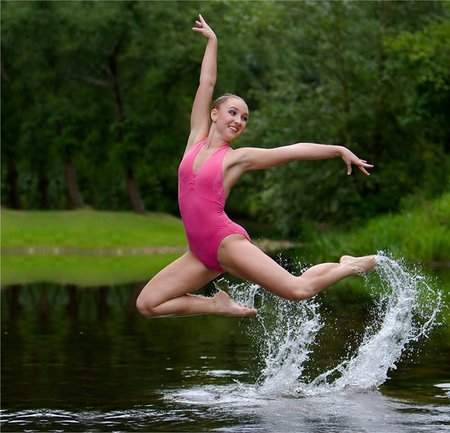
136,15,376,318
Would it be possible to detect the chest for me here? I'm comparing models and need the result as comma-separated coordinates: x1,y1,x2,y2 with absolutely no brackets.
192,148,220,174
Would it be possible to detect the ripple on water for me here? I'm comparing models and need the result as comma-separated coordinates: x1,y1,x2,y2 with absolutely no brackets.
164,382,450,433
226,251,443,397
2,253,447,432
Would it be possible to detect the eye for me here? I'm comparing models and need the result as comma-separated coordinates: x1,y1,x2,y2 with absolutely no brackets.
229,109,237,116
242,115,248,122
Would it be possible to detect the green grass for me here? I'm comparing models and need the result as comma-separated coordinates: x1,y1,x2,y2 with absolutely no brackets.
1,209,187,286
307,192,450,266
1,254,181,287
1,209,186,249
2,196,449,289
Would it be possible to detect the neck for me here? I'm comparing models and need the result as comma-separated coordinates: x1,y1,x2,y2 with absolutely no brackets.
207,125,231,149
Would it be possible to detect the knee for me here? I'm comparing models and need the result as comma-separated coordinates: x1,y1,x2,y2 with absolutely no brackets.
135,295,149,316
135,293,158,317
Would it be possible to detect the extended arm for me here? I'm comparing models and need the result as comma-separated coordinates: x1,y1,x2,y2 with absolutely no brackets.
235,142,374,175
186,15,217,151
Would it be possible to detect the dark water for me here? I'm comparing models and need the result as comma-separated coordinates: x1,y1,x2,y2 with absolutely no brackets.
1,268,449,432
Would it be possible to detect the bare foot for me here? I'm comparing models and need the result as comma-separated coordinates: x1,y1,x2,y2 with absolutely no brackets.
213,290,257,317
339,255,377,274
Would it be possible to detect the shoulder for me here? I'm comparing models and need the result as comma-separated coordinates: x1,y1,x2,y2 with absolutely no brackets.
223,147,256,171
224,147,246,164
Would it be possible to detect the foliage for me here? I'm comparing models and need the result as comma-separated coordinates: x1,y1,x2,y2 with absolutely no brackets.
2,1,449,233
243,1,450,235
305,192,450,266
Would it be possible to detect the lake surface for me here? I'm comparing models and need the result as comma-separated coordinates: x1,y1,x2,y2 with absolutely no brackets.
1,254,449,432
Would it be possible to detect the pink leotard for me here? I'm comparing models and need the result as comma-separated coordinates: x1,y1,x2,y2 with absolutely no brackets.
178,137,250,272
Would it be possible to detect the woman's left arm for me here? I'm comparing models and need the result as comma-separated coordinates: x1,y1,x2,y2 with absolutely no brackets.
235,143,374,175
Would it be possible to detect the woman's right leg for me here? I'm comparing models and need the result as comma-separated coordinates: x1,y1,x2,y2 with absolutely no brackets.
135,250,257,318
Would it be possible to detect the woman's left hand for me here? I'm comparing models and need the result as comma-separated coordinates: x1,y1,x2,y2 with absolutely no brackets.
340,148,374,176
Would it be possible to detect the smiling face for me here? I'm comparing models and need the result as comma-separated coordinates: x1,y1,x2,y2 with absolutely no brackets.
211,96,249,142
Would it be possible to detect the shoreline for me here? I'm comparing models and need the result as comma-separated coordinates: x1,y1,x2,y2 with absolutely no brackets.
1,239,298,257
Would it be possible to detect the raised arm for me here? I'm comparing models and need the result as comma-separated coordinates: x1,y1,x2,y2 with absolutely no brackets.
233,143,374,176
186,15,217,151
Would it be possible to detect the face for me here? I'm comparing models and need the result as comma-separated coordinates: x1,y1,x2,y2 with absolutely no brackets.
211,98,249,141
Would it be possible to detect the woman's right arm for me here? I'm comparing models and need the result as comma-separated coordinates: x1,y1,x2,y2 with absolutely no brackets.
186,15,217,152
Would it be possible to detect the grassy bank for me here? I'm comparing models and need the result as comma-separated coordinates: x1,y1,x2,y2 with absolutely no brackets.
1,209,187,286
1,254,180,287
0,209,287,286
307,193,450,266
293,194,450,308
2,196,449,289
1,209,187,250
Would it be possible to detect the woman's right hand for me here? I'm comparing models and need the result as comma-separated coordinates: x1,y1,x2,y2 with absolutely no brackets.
192,14,216,40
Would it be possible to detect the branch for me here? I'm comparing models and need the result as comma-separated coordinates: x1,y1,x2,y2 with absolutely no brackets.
79,75,111,87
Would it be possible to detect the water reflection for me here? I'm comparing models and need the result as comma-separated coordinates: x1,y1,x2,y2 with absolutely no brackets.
1,283,253,408
2,388,449,432
1,281,449,432
165,384,450,433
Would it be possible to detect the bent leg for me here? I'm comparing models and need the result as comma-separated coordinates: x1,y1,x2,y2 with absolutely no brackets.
218,236,376,301
136,251,257,318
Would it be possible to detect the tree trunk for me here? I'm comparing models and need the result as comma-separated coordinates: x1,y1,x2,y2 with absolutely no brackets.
38,165,50,209
64,160,84,208
126,167,146,214
108,38,146,213
6,158,21,209
1,62,22,209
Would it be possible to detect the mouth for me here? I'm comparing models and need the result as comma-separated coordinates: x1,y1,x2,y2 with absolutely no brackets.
229,125,239,133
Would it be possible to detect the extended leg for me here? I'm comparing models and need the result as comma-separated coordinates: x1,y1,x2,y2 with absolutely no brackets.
218,235,376,301
135,250,257,317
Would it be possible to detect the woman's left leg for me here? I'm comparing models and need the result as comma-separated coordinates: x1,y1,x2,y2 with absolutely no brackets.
136,250,257,317
218,235,376,301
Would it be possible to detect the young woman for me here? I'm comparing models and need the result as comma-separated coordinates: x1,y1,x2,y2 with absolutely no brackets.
136,15,376,318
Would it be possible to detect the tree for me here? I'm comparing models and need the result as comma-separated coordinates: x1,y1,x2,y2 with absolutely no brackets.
1,1,84,208
2,0,448,228
239,1,449,235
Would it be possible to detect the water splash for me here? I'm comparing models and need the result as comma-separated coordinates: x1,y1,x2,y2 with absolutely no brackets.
256,296,323,395
227,252,442,396
299,253,442,395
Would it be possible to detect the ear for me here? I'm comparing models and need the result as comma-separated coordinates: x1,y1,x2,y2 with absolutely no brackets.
211,108,218,123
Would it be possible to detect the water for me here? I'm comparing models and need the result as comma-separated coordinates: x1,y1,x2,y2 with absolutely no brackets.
1,253,449,431
249,253,443,396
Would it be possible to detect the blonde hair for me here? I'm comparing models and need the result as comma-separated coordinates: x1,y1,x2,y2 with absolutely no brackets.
212,93,247,110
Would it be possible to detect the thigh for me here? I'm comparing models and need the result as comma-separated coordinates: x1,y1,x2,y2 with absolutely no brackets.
218,235,296,298
138,251,221,307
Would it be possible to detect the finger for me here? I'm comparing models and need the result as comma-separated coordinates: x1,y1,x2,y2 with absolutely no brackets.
361,161,374,168
347,164,352,175
359,166,371,176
